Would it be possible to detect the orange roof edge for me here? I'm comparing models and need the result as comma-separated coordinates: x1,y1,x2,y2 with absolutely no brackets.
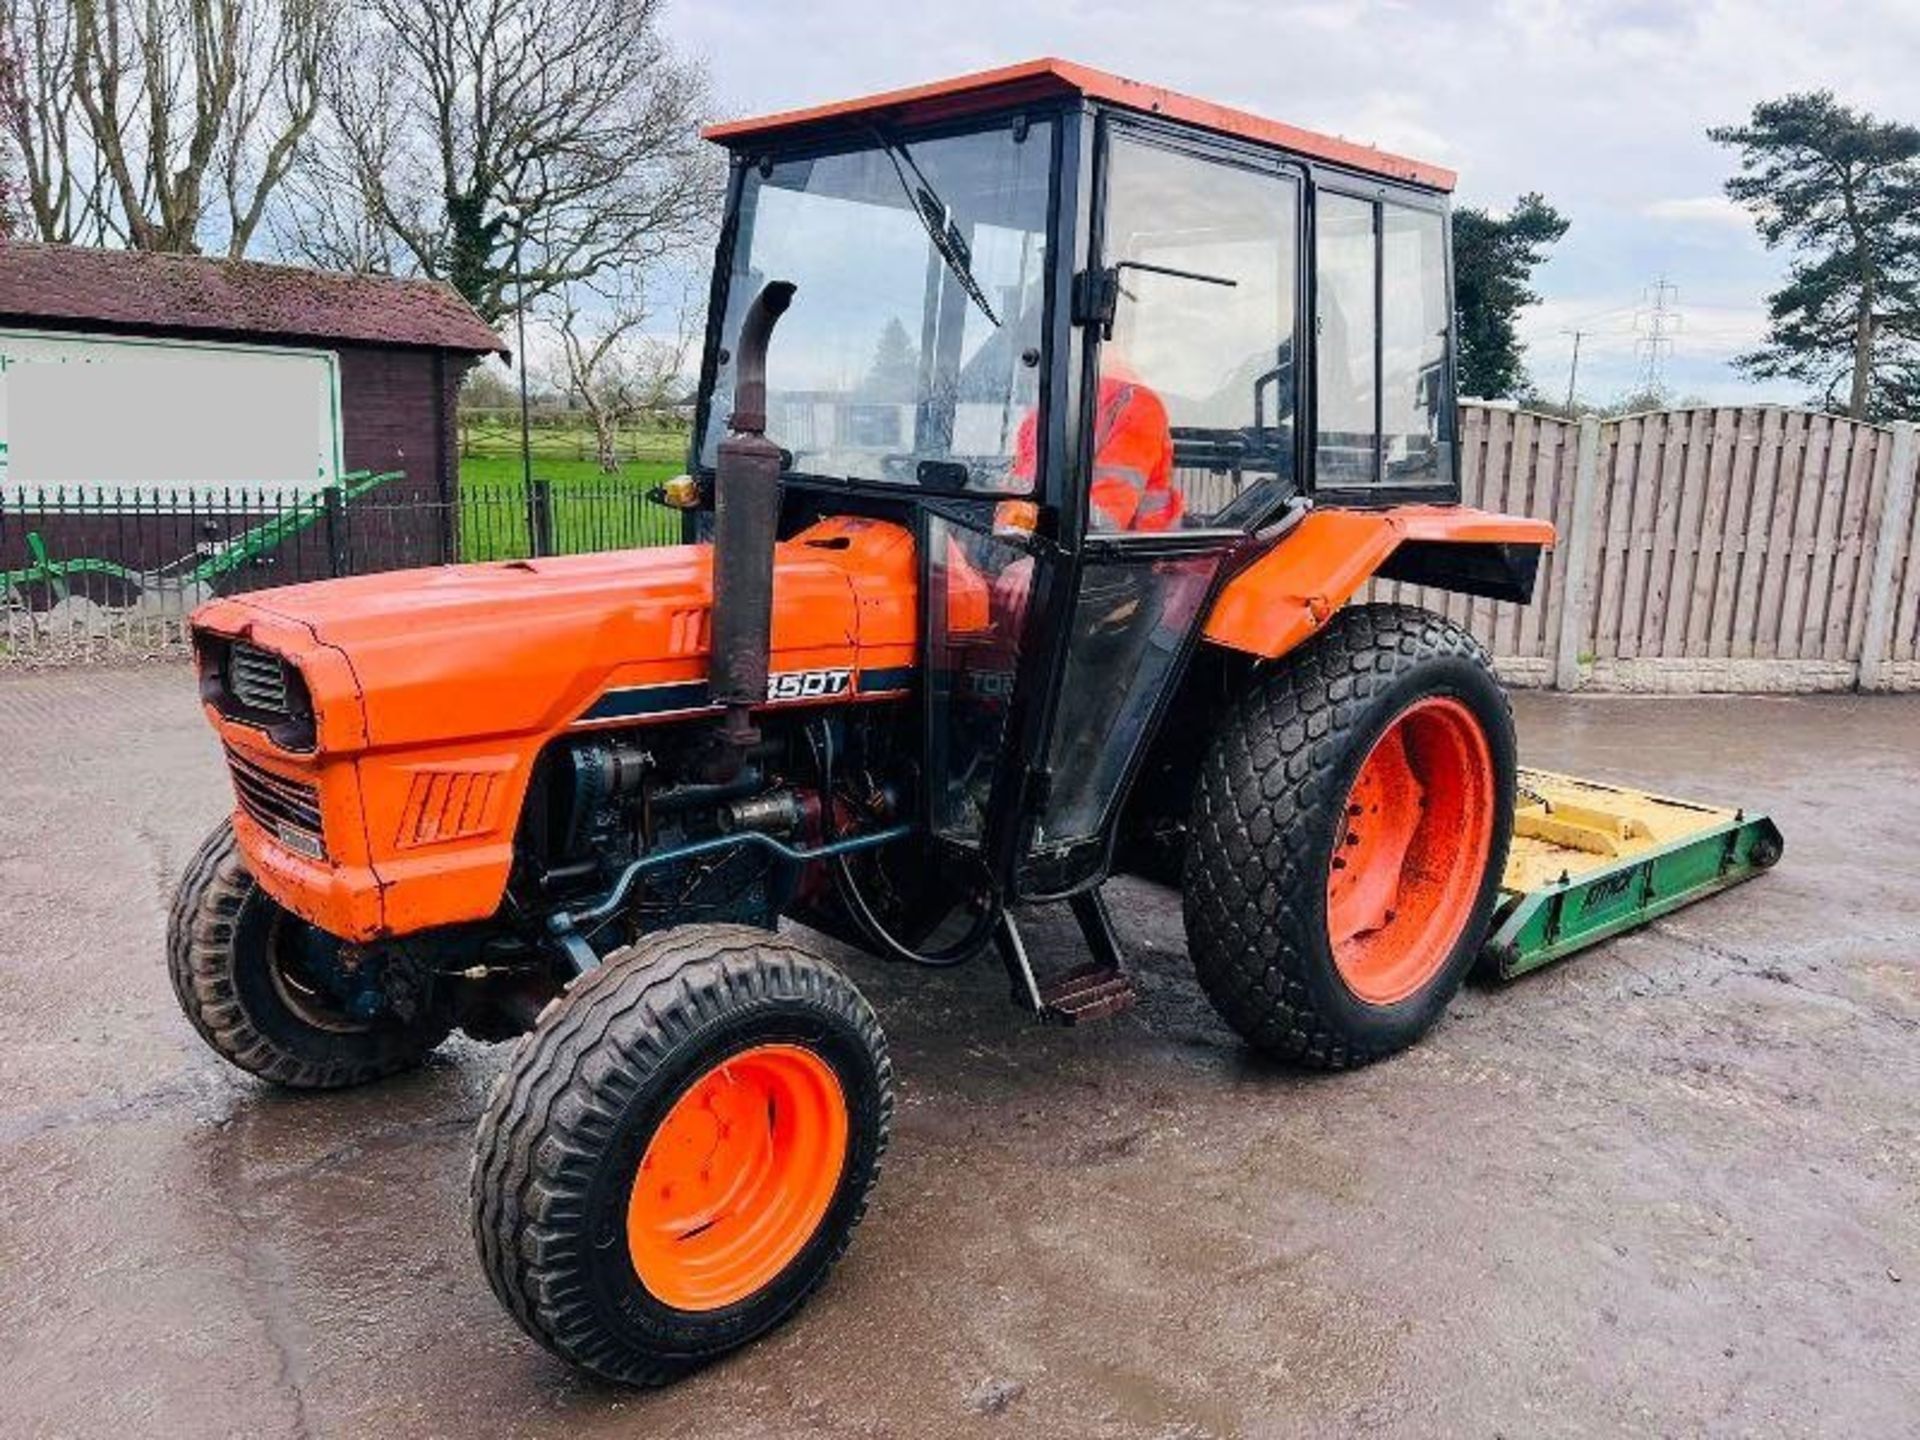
701,58,1456,193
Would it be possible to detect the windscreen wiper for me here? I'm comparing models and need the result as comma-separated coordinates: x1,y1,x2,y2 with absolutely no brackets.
873,129,1001,328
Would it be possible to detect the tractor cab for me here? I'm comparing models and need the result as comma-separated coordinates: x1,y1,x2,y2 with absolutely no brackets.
694,60,1464,897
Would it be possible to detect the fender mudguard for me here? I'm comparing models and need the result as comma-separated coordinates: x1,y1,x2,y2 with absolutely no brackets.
1202,504,1555,661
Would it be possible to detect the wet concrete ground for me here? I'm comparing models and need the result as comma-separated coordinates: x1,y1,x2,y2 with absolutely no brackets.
0,664,1915,1438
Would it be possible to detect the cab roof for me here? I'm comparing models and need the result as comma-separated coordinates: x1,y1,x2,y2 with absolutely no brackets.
702,58,1455,194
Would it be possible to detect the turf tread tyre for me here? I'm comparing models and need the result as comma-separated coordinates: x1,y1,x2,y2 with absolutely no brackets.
166,819,446,1089
1182,603,1515,1069
470,924,892,1386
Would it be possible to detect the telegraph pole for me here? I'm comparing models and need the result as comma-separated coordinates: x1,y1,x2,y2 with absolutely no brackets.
1562,329,1586,410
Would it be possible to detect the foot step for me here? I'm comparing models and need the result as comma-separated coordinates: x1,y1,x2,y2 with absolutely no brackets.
1037,963,1137,1025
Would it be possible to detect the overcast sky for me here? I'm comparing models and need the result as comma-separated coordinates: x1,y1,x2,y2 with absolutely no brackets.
663,0,1920,406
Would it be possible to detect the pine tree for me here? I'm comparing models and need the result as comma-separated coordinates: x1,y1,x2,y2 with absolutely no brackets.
1711,93,1920,421
864,317,920,401
1451,194,1569,401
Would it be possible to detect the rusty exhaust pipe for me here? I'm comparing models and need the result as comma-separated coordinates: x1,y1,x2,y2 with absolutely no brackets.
709,280,796,773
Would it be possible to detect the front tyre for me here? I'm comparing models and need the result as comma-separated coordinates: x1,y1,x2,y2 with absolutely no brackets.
1183,604,1516,1068
166,820,450,1089
470,924,892,1386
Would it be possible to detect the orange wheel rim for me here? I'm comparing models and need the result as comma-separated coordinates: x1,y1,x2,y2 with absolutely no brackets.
1325,696,1496,1005
627,1043,849,1312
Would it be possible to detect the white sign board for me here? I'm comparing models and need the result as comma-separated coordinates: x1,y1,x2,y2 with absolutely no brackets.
0,328,343,502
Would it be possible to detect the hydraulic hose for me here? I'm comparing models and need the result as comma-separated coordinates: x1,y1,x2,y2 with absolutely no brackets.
809,720,999,968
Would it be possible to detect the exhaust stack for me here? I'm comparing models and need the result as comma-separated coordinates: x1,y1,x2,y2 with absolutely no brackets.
709,280,796,769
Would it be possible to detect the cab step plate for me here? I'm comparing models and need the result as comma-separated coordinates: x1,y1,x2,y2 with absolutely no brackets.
1037,963,1138,1025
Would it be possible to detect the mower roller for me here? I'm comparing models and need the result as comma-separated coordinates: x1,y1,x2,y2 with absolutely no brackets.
164,59,1782,1385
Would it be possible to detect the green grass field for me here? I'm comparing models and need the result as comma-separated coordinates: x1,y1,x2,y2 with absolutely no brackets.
459,413,689,466
456,430,689,561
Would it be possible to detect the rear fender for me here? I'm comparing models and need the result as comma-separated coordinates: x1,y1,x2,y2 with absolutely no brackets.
1202,505,1555,661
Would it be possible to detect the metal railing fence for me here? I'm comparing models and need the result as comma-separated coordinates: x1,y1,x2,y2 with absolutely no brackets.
2,472,683,661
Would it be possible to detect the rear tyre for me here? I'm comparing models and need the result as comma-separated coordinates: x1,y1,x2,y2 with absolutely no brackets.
1183,604,1515,1068
470,924,891,1386
166,820,450,1089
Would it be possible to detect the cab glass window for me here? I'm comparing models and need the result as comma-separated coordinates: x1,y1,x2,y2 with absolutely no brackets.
1100,137,1299,529
701,121,1052,493
1313,192,1377,487
1032,553,1220,849
1382,203,1451,485
1314,192,1453,491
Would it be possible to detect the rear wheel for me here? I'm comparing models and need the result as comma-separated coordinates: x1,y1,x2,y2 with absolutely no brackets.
470,924,891,1385
1183,604,1515,1067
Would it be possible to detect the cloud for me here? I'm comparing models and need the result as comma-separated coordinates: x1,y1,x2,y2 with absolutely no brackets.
664,0,1918,406
1643,196,1754,228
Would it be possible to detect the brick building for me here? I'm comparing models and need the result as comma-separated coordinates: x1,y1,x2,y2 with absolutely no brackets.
0,241,505,573
0,240,506,587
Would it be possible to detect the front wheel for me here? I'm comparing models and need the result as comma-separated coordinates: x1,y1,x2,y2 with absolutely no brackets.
1183,604,1516,1068
470,924,892,1385
166,820,450,1088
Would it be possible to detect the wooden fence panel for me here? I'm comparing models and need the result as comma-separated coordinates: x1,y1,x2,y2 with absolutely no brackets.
1758,410,1798,657
1612,412,1650,657
1522,415,1575,660
1589,414,1633,656
1800,416,1852,659
1728,407,1781,658
1688,408,1737,656
1205,402,1908,688
1478,408,1517,646
1381,403,1920,689
1830,426,1881,661
1714,408,1761,657
1479,407,1523,643
1891,435,1920,663
1640,409,1685,655
1659,408,1708,655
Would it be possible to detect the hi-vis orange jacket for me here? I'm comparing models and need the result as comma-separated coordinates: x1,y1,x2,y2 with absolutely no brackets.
1012,360,1183,531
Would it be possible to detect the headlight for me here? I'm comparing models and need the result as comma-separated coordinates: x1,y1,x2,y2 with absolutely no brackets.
195,631,318,752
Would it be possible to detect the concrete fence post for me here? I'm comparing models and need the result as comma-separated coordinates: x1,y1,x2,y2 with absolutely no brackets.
1857,420,1917,692
1553,416,1603,691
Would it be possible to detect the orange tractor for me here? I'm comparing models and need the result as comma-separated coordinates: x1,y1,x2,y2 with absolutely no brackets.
174,61,1563,1381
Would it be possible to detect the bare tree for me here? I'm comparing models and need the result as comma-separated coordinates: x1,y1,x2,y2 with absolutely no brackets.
0,24,18,234
213,0,330,256
2,0,117,243
547,276,696,473
0,0,329,255
290,0,718,325
269,83,406,274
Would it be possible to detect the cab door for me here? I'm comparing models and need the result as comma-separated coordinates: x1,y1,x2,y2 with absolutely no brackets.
1011,120,1306,897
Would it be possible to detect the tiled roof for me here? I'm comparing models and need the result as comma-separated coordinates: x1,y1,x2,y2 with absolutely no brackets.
0,241,507,354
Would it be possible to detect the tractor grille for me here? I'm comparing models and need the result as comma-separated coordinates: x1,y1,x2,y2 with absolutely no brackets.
227,642,292,714
225,745,326,858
